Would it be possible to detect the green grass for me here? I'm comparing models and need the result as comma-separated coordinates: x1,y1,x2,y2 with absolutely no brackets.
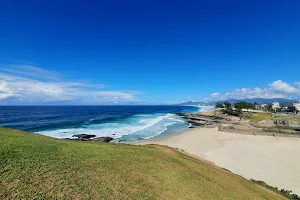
250,112,300,123
250,112,273,123
0,127,285,199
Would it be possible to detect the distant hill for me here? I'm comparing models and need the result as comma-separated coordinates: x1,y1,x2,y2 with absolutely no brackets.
237,98,296,104
179,98,297,106
179,101,211,106
221,98,297,105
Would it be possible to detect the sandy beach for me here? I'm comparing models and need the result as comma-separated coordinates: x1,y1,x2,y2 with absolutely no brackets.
138,128,300,195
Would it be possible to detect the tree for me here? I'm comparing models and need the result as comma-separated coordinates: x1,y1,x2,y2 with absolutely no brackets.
288,105,297,113
235,106,243,120
223,102,232,109
266,104,273,112
254,102,258,110
215,102,223,108
222,102,241,117
234,101,255,111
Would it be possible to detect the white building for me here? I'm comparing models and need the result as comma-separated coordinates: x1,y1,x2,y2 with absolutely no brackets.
258,104,267,110
293,101,300,111
272,102,281,112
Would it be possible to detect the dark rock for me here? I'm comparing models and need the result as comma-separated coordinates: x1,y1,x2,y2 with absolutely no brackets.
175,112,185,116
92,137,114,143
72,134,96,139
189,117,202,120
188,120,207,126
65,138,91,141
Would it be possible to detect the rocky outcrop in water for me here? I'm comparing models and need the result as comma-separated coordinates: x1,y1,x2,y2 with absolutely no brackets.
64,134,114,142
72,134,96,139
176,112,234,128
92,137,114,143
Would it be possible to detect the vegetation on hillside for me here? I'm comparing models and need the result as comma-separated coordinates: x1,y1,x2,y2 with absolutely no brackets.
216,101,243,118
0,127,284,199
251,180,299,200
216,101,256,111
216,101,300,122
288,105,299,114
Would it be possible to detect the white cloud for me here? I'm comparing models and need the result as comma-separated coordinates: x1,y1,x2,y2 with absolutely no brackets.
211,92,220,98
208,80,300,101
268,80,298,94
0,65,143,104
293,82,300,87
0,81,20,100
1,65,62,81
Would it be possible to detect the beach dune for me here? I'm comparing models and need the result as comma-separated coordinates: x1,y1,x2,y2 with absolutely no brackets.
139,128,300,195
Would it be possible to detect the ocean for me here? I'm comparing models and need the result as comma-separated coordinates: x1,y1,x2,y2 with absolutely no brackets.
0,105,211,142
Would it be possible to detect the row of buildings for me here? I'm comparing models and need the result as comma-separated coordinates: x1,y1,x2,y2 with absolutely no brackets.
257,101,300,112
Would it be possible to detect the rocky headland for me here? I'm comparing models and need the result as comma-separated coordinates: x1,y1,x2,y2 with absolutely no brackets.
176,112,300,137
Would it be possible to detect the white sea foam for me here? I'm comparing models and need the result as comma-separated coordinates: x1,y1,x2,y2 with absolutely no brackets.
196,105,215,113
36,113,186,141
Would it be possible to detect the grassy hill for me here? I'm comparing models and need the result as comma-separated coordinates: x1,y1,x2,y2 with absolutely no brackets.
0,127,284,199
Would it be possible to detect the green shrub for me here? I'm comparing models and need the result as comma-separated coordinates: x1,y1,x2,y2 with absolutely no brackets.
251,180,300,200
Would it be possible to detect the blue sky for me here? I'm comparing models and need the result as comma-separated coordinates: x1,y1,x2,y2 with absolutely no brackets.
0,0,300,104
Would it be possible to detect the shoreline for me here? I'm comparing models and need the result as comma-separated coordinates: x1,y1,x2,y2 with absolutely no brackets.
136,127,300,195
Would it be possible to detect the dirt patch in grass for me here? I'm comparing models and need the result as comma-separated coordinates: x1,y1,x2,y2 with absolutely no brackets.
146,144,177,156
